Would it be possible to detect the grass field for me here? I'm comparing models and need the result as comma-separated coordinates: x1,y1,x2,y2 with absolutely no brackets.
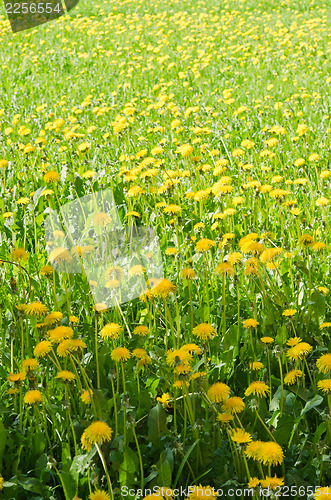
0,0,331,497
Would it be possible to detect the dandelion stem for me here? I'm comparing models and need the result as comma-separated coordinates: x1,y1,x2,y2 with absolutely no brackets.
278,354,284,415
95,316,100,389
132,423,144,491
96,443,114,500
255,410,276,442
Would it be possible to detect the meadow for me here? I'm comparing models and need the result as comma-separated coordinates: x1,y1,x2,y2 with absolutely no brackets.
0,0,330,497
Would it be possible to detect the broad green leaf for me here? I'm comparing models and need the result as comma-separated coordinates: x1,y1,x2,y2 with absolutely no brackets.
69,450,97,476
19,477,43,495
300,395,323,417
156,459,172,487
119,449,136,486
274,414,296,445
147,403,167,445
173,440,199,488
159,449,174,473
314,422,327,443
61,443,72,473
0,421,7,467
58,471,76,500
309,290,326,320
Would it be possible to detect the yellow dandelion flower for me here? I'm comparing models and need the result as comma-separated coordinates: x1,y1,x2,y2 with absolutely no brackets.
70,340,86,353
100,323,122,340
153,278,176,297
243,318,259,328
10,248,28,262
282,308,297,317
156,393,171,408
256,441,284,466
190,371,207,381
44,311,63,326
7,388,18,395
165,247,178,256
81,421,112,451
228,252,242,265
245,381,270,398
181,343,202,355
133,325,149,336
34,340,52,358
128,265,146,277
40,265,54,276
192,323,217,340
214,262,235,277
314,487,331,499
248,477,260,488
287,342,312,361
166,349,192,367
320,322,331,330
56,370,75,381
78,142,91,152
241,240,265,255
22,358,39,372
89,490,110,500
17,197,30,205
105,279,120,289
231,428,252,444
49,247,73,264
316,197,330,207
57,339,73,357
49,326,74,344
222,397,245,414
313,242,326,252
298,234,315,247
180,268,196,279
260,475,284,489
25,301,47,317
93,212,112,227
163,204,182,214
132,348,148,360
317,380,331,394
82,170,97,179
261,337,274,344
44,171,60,183
287,337,302,347
208,382,230,403
250,361,264,371
24,390,43,405
217,413,234,423
7,372,26,383
284,369,304,385
317,354,331,374
269,189,290,199
245,440,264,460
81,389,93,405
93,303,108,312
260,247,282,263
125,210,140,218
176,144,193,156
111,347,131,363
195,238,216,252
